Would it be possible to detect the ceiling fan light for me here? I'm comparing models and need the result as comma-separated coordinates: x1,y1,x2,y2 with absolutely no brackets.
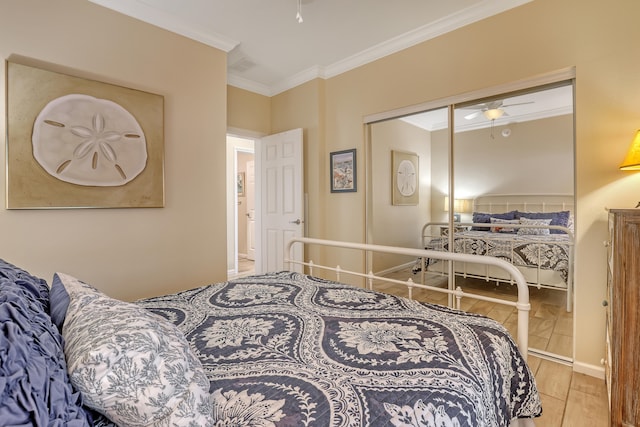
483,108,505,120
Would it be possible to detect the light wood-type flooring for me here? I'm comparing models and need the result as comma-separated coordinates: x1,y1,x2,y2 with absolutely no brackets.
228,256,256,280
231,259,609,425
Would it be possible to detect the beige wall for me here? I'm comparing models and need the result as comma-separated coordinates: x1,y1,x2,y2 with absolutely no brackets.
229,0,640,371
0,0,228,300
271,79,328,264
428,114,574,222
454,115,575,196
227,85,271,135
370,119,432,273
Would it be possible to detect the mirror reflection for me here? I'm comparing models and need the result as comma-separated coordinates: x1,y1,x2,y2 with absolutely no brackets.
368,83,575,361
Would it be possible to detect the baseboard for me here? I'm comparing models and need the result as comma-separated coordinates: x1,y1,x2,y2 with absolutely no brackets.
374,261,416,277
573,360,605,379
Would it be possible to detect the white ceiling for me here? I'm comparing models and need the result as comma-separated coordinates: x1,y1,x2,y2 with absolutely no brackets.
88,0,531,96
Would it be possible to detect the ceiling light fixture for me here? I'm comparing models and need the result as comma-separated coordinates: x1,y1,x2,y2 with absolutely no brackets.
483,108,504,139
483,108,505,120
296,0,303,23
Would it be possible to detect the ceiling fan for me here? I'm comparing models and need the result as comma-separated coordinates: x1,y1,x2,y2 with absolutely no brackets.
461,100,534,121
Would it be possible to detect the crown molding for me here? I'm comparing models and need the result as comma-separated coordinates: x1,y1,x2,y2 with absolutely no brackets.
229,66,327,97
88,0,239,52
322,0,532,82
245,0,533,95
90,0,533,96
227,75,272,97
268,66,325,96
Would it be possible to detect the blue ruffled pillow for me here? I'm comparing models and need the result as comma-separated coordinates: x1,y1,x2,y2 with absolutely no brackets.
50,273,71,330
0,258,50,311
0,259,91,426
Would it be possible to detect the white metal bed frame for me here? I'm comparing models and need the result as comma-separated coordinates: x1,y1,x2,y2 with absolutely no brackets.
285,237,531,359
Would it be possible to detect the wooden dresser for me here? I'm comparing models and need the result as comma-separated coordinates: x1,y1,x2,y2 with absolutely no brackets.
605,209,640,426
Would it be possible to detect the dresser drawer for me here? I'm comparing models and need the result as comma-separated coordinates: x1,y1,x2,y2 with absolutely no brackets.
607,209,640,426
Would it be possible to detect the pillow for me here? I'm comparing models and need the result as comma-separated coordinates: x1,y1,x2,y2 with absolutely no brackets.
0,258,50,311
0,263,91,426
567,213,575,234
57,272,213,427
515,210,571,234
50,274,70,330
517,217,553,235
490,217,519,233
471,210,517,231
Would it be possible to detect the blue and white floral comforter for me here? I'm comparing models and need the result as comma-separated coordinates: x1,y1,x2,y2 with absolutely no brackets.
420,231,571,283
136,271,541,426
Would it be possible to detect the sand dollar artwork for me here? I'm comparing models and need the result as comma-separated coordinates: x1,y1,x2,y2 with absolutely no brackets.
32,94,147,186
396,159,416,196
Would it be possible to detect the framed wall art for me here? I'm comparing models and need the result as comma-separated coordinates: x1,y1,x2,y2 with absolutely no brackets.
392,150,419,205
237,172,246,197
330,149,357,193
5,61,165,209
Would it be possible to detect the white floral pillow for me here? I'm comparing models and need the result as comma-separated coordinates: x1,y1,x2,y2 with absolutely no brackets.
489,217,519,233
56,272,213,427
517,217,552,235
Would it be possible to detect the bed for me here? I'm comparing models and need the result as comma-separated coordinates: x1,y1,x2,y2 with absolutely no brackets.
1,237,541,426
416,194,574,312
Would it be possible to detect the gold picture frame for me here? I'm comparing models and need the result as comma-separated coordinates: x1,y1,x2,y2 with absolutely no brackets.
392,150,419,206
5,61,164,209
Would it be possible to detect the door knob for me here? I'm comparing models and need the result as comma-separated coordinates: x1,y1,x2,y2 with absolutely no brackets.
290,219,302,225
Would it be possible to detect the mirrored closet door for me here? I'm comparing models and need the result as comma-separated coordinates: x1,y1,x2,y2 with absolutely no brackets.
366,80,575,362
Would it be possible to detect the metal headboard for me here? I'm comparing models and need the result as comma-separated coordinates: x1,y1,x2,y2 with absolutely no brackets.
472,193,575,214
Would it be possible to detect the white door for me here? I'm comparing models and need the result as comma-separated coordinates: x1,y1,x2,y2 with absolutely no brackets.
256,128,304,273
246,160,256,261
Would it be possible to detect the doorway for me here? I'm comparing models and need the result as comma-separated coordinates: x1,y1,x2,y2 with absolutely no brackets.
227,135,255,279
226,128,305,279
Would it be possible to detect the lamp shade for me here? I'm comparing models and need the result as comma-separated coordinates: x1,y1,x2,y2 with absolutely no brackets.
444,197,472,213
620,130,640,170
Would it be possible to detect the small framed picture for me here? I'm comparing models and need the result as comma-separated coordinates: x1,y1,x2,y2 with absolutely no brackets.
237,172,245,196
330,149,357,193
